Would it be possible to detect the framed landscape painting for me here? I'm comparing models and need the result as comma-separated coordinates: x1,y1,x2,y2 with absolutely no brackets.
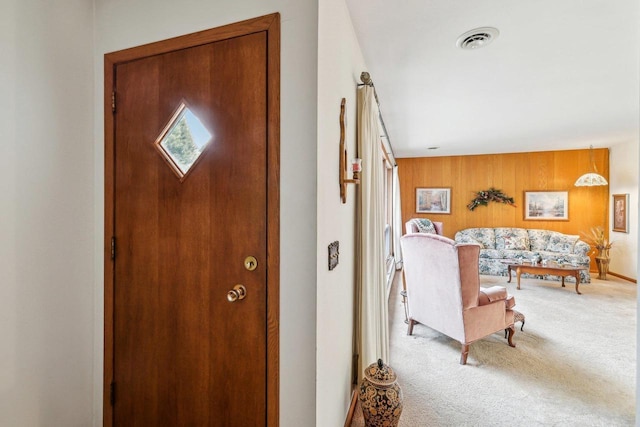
524,191,568,220
612,194,629,233
416,187,451,214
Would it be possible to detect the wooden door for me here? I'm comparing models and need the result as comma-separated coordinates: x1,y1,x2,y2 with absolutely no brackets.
104,15,280,426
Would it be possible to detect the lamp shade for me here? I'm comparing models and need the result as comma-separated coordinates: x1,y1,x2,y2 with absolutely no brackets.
575,145,608,187
574,172,608,186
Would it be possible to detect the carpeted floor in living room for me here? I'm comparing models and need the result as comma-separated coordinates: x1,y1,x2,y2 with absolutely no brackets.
352,272,636,427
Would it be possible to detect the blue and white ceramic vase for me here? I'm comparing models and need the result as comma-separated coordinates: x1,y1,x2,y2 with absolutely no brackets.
359,359,403,427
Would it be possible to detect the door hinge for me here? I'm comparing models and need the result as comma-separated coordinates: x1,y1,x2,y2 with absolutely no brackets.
111,236,116,260
110,382,116,406
111,91,116,113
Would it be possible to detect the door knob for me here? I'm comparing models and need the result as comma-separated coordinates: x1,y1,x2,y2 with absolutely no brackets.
227,284,247,302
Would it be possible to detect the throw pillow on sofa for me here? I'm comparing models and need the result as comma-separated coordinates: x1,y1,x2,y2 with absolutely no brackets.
502,236,527,250
546,233,580,254
495,228,529,251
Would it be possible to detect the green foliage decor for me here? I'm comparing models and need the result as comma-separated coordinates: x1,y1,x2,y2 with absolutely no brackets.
467,187,516,211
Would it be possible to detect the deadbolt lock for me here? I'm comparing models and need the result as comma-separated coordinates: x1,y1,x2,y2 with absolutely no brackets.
244,256,258,271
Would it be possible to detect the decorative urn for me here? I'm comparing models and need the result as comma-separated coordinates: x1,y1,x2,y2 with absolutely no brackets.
359,359,403,427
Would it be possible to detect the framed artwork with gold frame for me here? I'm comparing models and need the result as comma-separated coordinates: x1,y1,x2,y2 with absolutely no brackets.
612,194,629,233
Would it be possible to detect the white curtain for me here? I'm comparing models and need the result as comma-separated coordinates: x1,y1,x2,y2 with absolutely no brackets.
392,165,403,269
355,85,389,381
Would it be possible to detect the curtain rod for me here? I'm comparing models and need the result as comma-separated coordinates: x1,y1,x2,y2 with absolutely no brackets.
358,72,397,165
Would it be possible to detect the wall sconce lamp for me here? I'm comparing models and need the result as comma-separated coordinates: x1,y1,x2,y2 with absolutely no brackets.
339,98,361,203
574,145,608,187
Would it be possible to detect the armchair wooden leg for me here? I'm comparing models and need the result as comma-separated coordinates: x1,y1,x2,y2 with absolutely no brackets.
407,318,415,336
506,326,516,348
460,344,469,365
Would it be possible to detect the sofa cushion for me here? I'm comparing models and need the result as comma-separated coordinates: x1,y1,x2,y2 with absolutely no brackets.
546,233,580,254
480,249,537,260
537,252,587,266
527,229,552,251
456,234,483,247
479,249,501,259
500,250,536,260
503,236,526,250
458,228,495,249
495,228,529,251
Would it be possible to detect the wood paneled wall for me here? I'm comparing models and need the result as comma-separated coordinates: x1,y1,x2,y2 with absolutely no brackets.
397,149,609,268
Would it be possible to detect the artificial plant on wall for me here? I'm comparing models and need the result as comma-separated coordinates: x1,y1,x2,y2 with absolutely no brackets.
467,187,516,211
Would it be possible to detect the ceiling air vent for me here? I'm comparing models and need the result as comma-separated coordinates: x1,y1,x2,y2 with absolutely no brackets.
456,27,499,50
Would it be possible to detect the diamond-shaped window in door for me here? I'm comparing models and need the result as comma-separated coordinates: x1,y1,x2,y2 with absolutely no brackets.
155,103,212,180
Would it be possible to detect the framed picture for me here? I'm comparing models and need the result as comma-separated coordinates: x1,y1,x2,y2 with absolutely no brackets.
524,191,569,220
612,194,629,233
416,188,451,214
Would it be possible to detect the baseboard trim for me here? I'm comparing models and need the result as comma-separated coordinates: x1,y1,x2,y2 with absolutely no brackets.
344,388,359,427
608,271,637,283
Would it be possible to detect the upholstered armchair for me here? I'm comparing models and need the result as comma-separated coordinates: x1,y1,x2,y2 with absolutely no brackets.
401,219,443,323
400,233,517,364
405,218,443,235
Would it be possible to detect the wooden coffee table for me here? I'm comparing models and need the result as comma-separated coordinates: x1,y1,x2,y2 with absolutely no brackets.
506,261,588,295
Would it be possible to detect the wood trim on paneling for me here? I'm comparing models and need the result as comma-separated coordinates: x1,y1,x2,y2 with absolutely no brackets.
397,149,610,269
103,13,280,426
608,271,637,284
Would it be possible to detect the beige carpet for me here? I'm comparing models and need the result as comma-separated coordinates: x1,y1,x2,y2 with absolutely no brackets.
352,273,636,426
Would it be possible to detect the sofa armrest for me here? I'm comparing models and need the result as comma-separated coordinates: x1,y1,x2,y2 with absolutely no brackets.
478,286,508,305
574,240,590,257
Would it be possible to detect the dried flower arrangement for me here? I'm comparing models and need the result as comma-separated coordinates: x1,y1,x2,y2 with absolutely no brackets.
582,226,613,254
467,187,516,211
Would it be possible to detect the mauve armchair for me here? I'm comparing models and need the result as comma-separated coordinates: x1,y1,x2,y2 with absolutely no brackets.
400,233,517,365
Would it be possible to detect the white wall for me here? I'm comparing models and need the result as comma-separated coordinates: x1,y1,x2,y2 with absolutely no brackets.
93,1,319,426
609,141,638,280
317,0,368,425
0,1,95,426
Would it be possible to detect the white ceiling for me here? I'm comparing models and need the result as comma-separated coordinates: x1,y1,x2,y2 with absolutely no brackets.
345,0,640,158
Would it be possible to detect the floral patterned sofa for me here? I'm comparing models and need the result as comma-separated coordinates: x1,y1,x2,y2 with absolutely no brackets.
454,227,591,283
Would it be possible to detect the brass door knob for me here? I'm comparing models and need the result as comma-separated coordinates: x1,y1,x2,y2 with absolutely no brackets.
227,284,247,302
